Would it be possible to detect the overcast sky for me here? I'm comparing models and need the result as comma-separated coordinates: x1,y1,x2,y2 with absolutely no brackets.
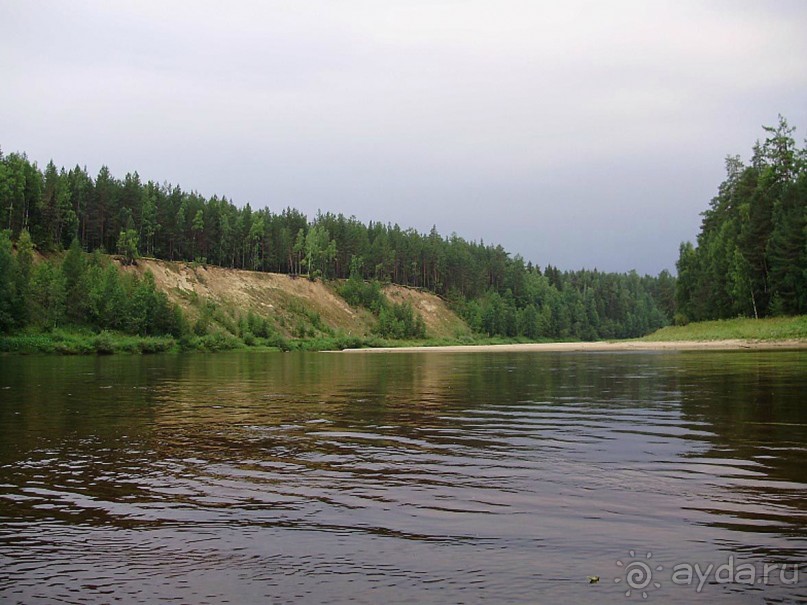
2,1,806,274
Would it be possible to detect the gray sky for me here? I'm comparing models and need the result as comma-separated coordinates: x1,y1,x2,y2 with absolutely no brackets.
2,1,806,274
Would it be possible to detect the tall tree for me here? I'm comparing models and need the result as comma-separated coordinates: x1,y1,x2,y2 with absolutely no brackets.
677,117,805,319
0,231,20,331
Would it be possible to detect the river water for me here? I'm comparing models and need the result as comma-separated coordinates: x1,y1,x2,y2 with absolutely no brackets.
0,350,805,603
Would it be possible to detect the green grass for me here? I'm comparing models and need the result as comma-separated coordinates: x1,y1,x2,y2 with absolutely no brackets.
288,334,565,351
0,329,178,355
286,335,386,351
16,317,805,356
642,315,807,342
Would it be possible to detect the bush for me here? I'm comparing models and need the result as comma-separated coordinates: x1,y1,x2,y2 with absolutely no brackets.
374,301,426,339
338,277,386,313
196,331,242,351
673,312,689,326
246,311,276,338
137,336,175,354
92,331,116,354
193,316,209,336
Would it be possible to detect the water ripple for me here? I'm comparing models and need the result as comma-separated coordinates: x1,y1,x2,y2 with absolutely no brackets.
1,351,806,603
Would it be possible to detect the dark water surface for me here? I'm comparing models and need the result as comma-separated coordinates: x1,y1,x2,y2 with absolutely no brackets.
0,350,805,604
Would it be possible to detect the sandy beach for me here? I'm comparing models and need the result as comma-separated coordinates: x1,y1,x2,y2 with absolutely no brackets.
340,339,807,353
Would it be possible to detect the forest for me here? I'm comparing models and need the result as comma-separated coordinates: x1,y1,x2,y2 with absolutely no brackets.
0,143,677,344
676,116,807,321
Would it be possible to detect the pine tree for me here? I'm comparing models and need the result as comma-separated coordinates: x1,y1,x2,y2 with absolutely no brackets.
0,231,20,332
62,238,87,323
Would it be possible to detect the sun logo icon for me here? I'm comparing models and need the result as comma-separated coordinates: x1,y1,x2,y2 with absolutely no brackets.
615,550,663,599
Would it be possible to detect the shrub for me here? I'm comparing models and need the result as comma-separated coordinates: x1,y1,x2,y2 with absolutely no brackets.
338,277,386,313
92,331,116,354
374,301,426,339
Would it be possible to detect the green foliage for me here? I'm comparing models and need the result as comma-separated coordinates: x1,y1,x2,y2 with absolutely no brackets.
457,269,667,341
677,117,806,320
0,231,186,342
29,261,66,330
242,311,289,349
62,238,87,321
643,315,807,341
194,331,243,351
0,144,680,345
245,310,275,339
375,301,426,339
0,329,176,354
303,224,337,279
289,300,329,333
90,264,127,330
0,230,20,331
15,229,33,325
286,334,385,351
116,228,139,265
125,271,181,336
337,274,386,313
338,267,427,339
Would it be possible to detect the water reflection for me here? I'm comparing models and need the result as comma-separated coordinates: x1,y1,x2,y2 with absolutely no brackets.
0,350,805,603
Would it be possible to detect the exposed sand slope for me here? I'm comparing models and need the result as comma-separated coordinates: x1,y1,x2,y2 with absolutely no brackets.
121,258,467,339
383,284,470,338
340,340,807,353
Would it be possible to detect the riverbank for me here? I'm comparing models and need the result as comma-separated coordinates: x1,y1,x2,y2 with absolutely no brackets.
338,315,807,353
338,316,807,353
0,331,180,355
640,315,807,341
5,316,807,355
338,339,807,353
5,335,805,356
0,330,368,355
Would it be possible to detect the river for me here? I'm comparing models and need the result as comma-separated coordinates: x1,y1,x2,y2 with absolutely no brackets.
1,350,805,603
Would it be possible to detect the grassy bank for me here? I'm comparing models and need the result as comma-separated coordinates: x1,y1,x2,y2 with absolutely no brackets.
642,315,807,341
0,330,179,355
0,329,392,355
0,329,563,355
8,317,806,355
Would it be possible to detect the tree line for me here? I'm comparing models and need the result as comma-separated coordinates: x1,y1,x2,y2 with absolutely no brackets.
0,146,676,340
0,232,183,337
676,117,806,321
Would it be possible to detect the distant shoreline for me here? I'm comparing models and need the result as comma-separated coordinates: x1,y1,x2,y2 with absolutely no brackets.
340,339,807,353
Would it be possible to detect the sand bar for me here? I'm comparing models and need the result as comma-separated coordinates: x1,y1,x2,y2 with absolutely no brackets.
340,340,807,353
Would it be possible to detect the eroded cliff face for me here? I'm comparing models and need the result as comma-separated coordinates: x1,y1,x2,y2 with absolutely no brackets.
123,258,469,339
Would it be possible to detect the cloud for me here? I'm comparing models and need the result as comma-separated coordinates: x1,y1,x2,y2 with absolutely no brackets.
1,0,805,273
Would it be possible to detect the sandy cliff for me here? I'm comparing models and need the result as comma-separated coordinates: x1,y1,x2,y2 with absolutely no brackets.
122,258,469,339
